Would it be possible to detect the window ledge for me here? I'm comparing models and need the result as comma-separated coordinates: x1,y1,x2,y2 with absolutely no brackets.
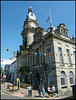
70,84,75,87
61,85,67,88
68,64,72,66
60,64,64,66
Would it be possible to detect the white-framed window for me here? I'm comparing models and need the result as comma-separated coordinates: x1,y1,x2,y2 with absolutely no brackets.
58,47,63,64
47,49,51,66
69,71,74,85
66,49,71,65
61,71,66,86
73,51,75,63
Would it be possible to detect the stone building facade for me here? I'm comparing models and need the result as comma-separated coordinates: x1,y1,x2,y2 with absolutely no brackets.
17,6,75,95
9,60,17,82
4,52,17,81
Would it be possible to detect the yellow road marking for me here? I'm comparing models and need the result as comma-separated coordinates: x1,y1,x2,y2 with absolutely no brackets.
1,90,10,96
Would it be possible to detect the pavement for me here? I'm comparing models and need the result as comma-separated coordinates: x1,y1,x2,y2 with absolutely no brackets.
1,82,75,99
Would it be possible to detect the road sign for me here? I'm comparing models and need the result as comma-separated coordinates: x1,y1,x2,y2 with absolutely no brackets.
3,75,6,78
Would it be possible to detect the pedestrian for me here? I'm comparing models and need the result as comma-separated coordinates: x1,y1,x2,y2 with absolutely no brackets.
38,85,41,97
21,79,24,83
52,84,55,96
27,85,31,97
42,86,45,98
47,86,51,98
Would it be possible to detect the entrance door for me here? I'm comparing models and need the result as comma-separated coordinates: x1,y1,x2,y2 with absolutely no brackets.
25,74,27,83
48,72,54,87
36,73,40,88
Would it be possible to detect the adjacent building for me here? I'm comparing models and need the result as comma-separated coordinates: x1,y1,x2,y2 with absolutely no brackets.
16,6,75,95
4,52,17,81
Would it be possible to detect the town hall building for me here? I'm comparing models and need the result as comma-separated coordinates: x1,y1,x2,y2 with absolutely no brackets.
16,6,75,95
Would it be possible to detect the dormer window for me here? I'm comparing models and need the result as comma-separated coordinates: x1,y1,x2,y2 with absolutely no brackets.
56,23,69,37
61,29,63,33
63,30,65,36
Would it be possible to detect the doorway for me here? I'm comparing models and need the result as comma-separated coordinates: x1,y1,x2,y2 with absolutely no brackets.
36,73,40,88
25,74,27,83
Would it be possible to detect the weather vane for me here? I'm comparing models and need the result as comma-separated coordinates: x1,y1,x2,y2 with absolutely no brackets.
29,2,31,7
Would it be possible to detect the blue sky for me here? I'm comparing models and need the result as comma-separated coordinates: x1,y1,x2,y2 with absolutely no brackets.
1,1,75,68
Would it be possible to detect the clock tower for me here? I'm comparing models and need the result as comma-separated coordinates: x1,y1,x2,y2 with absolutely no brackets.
21,6,38,49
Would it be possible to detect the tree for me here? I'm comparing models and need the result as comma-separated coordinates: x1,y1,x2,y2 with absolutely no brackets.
1,67,3,74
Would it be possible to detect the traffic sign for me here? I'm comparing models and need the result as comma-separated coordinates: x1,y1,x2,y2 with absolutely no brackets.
3,75,6,78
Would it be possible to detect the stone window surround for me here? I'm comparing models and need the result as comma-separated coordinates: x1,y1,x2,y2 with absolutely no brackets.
60,71,75,88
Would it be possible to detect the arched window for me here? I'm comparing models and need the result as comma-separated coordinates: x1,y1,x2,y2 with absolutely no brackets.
61,71,66,86
69,71,74,85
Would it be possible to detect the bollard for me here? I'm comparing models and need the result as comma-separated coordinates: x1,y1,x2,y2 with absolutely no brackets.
17,78,20,90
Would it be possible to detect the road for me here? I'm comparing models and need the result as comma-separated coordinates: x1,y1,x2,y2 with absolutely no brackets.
1,90,24,99
1,89,75,99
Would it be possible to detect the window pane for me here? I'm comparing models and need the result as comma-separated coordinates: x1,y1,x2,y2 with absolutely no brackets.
66,49,71,64
70,78,74,84
61,78,65,85
47,49,51,66
69,71,74,84
61,71,66,86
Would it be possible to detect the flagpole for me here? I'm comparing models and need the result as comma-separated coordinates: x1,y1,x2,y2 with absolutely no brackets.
49,9,52,27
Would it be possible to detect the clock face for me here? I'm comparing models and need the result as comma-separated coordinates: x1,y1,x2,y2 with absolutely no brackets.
29,12,36,20
31,23,36,28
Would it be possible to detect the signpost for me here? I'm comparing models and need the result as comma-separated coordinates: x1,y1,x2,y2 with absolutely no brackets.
3,75,6,87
